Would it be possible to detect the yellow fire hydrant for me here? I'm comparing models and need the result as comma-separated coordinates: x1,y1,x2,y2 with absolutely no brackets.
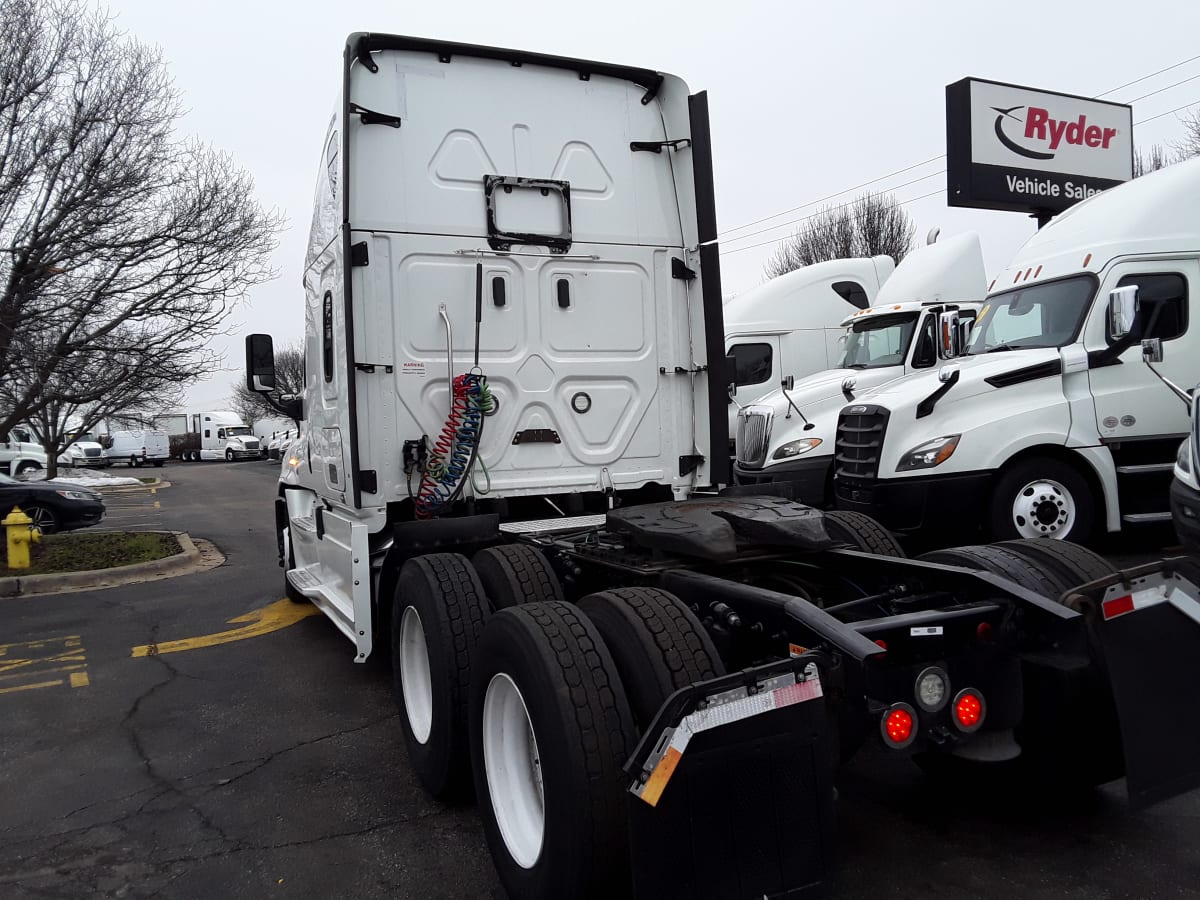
4,506,41,570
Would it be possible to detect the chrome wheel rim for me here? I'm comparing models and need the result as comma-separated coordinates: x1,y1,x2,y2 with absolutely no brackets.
1011,478,1075,539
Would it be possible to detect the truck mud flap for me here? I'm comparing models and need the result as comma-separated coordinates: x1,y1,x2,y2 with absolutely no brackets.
624,656,834,899
1079,560,1200,809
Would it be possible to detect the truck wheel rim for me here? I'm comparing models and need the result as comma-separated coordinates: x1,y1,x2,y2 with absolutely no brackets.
482,672,544,869
398,606,434,744
1011,478,1074,539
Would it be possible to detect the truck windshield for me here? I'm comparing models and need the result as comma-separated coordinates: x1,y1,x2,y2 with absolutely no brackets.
968,275,1096,354
838,313,919,369
224,426,252,437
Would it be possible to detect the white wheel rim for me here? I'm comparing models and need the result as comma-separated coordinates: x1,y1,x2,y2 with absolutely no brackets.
482,672,545,869
1011,478,1075,539
399,607,434,744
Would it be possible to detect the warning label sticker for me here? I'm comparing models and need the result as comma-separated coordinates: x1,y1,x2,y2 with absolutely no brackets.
401,362,425,377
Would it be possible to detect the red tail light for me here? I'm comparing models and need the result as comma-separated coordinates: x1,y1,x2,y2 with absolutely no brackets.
880,702,917,749
952,689,985,733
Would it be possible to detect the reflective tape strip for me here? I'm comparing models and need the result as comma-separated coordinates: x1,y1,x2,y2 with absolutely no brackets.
1102,580,1200,626
631,670,823,807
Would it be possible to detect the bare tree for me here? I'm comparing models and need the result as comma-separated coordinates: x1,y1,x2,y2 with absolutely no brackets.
0,0,281,442
764,192,914,279
1134,143,1173,177
1175,109,1200,161
228,342,305,430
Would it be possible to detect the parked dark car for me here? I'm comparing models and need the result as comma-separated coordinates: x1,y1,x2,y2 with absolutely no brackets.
0,472,105,534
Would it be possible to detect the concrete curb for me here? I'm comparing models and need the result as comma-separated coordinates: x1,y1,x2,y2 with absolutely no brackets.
0,531,201,598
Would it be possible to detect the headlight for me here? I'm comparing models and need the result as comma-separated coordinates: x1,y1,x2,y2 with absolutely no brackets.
56,489,93,501
1177,439,1192,475
772,437,822,460
897,434,961,471
287,456,301,468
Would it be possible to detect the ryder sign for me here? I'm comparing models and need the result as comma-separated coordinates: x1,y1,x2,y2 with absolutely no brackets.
946,78,1132,216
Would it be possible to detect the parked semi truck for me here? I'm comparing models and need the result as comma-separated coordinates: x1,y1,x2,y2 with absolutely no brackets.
733,231,985,504
170,411,260,461
724,254,894,439
833,158,1200,543
246,34,1200,900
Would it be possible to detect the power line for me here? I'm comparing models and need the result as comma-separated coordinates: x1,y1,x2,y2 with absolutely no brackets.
1098,53,1200,98
718,54,1200,253
721,170,945,246
720,189,944,257
1128,71,1200,104
1134,97,1200,126
718,154,945,237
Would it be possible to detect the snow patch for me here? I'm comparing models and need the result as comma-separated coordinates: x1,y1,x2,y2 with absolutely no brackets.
23,470,144,488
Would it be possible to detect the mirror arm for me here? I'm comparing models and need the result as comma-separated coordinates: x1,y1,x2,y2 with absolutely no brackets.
780,386,815,430
1144,362,1192,408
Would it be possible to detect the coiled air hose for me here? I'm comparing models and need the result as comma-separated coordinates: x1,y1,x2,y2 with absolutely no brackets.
414,372,493,518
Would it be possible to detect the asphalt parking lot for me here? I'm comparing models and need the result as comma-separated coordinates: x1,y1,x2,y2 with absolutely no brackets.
0,462,1197,898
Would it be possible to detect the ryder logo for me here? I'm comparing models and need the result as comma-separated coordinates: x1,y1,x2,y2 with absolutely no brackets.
991,105,1119,160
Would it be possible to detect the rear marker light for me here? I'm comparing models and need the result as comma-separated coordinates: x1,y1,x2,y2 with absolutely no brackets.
914,666,950,712
976,621,993,641
881,702,917,749
952,689,985,733
873,639,888,651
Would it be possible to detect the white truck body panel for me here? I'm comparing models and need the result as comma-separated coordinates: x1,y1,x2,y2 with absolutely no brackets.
281,34,726,657
0,426,48,476
107,430,170,466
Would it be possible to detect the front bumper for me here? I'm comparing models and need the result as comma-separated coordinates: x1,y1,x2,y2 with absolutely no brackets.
834,470,993,533
733,457,833,507
229,449,259,459
63,502,105,530
1170,477,1200,553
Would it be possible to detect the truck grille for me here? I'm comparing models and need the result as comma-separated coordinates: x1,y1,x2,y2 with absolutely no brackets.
736,407,773,467
244,440,260,450
84,447,101,458
835,405,889,480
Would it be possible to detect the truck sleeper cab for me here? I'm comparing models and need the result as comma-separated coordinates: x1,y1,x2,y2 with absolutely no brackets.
733,231,987,505
834,159,1200,543
245,34,1200,900
724,254,894,442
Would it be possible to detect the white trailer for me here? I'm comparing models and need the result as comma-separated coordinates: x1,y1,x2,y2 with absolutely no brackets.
723,255,894,436
832,158,1200,543
733,232,985,504
245,34,1200,900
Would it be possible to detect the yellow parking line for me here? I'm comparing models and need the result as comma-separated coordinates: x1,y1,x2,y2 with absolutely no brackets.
69,672,90,688
153,500,160,508
0,679,63,695
0,636,81,650
0,664,85,682
131,598,319,657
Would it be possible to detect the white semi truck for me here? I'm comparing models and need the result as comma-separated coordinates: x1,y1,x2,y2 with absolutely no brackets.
733,232,985,504
723,255,894,438
832,158,1200,544
0,425,48,477
171,411,261,461
246,33,1200,899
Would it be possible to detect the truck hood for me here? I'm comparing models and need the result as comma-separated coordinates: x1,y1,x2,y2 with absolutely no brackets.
859,347,1062,412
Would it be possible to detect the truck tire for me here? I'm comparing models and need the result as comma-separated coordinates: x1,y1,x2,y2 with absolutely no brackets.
823,510,906,557
577,587,725,729
989,457,1094,543
472,544,563,609
469,601,636,900
14,461,41,478
918,544,1066,598
997,539,1117,593
129,455,140,468
392,553,489,799
225,448,234,462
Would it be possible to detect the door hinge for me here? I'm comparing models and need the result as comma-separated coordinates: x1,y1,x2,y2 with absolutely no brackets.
354,362,393,373
348,102,402,128
350,241,369,267
359,469,378,494
512,429,561,445
671,257,696,281
659,365,708,375
679,454,704,476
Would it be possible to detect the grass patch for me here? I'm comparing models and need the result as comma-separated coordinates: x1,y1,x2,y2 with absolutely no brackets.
136,477,158,484
12,531,180,576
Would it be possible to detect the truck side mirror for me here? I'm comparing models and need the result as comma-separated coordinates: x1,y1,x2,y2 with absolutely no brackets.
1108,285,1139,340
1142,338,1164,363
957,319,974,353
781,375,795,391
938,311,961,359
245,334,277,393
725,353,738,406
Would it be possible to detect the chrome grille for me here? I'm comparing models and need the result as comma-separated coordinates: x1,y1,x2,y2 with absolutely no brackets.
834,405,889,480
84,447,101,458
244,440,260,450
735,407,773,467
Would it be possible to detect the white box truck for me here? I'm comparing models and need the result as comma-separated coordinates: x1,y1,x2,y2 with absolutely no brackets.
106,429,170,467
723,255,894,438
832,158,1200,543
244,33,1200,899
732,231,985,504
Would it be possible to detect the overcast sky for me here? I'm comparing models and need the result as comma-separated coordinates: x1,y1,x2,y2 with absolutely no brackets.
105,0,1200,414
